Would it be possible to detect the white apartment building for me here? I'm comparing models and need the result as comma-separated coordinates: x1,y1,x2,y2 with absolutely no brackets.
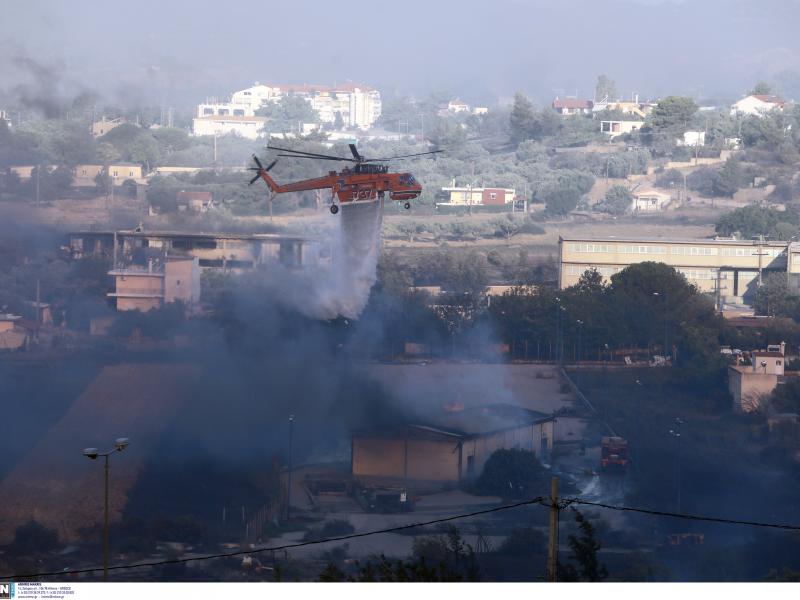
230,82,382,129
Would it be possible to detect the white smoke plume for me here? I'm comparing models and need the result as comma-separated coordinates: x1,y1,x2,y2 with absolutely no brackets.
249,200,383,321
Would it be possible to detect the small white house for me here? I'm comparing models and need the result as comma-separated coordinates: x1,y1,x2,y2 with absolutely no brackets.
730,95,787,117
679,131,706,147
632,190,672,212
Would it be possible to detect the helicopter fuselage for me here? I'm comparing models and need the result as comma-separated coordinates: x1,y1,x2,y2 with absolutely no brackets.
256,167,422,203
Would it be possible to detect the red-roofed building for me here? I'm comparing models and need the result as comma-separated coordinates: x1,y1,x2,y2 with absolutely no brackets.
552,97,594,115
731,94,788,117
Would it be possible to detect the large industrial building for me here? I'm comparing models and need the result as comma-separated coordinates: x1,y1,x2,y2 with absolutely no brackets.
68,230,328,271
559,236,800,305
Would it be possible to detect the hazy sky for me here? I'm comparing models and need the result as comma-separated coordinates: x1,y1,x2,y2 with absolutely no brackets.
2,0,799,108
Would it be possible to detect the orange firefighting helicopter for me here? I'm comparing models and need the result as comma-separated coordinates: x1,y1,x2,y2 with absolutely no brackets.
248,144,442,214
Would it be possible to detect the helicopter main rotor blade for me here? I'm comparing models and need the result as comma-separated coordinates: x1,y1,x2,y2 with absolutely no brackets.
266,145,352,161
364,150,445,162
349,143,363,161
275,154,356,162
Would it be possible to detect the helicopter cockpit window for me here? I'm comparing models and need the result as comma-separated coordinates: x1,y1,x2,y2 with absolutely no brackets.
400,174,416,185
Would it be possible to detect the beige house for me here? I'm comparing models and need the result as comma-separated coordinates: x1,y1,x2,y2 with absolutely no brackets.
600,120,644,138
108,257,200,312
559,236,789,305
0,314,28,351
11,164,144,187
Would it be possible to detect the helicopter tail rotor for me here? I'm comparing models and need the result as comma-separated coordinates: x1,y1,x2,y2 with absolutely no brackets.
248,155,277,185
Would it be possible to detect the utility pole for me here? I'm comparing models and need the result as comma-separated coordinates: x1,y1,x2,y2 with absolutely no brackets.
35,165,41,207
546,477,560,582
419,113,425,143
753,234,768,287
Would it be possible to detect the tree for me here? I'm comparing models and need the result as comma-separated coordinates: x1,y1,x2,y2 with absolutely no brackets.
751,81,774,95
714,205,794,239
600,185,632,215
649,96,698,132
257,95,320,134
474,448,548,498
595,74,617,101
543,185,581,216
754,272,800,317
559,510,608,582
510,92,536,144
334,111,345,130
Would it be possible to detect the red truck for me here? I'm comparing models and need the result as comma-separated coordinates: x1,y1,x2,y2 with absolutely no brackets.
601,436,629,470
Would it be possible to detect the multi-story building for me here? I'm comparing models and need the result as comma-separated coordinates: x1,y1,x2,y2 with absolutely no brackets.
226,82,382,130
68,230,328,272
108,257,200,312
559,236,792,305
192,114,268,139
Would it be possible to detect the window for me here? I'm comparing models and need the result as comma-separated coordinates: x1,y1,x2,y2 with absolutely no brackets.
671,246,718,256
233,109,245,116
568,243,612,253
203,108,213,115
618,245,666,254
129,171,134,177
112,170,118,178
218,109,229,116
490,192,497,200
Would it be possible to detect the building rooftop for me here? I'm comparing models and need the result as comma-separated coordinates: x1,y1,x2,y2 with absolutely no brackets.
194,115,267,122
355,404,554,441
71,230,312,242
559,235,788,247
553,97,592,110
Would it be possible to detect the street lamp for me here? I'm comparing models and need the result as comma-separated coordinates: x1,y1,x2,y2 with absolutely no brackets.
668,418,683,513
652,291,669,362
82,437,130,582
286,415,295,521
576,320,584,368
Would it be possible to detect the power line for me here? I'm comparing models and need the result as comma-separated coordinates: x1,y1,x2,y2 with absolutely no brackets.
0,497,546,580
5,494,800,580
562,498,800,531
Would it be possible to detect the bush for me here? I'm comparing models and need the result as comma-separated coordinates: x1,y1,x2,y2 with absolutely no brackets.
495,527,546,556
303,519,355,542
474,448,548,498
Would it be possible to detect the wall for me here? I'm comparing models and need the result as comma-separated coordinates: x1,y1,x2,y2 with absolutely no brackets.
460,421,554,479
352,435,461,482
559,237,787,302
164,259,200,307
729,367,777,413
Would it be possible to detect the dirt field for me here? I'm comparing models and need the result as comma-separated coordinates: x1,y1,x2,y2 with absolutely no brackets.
0,363,199,543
